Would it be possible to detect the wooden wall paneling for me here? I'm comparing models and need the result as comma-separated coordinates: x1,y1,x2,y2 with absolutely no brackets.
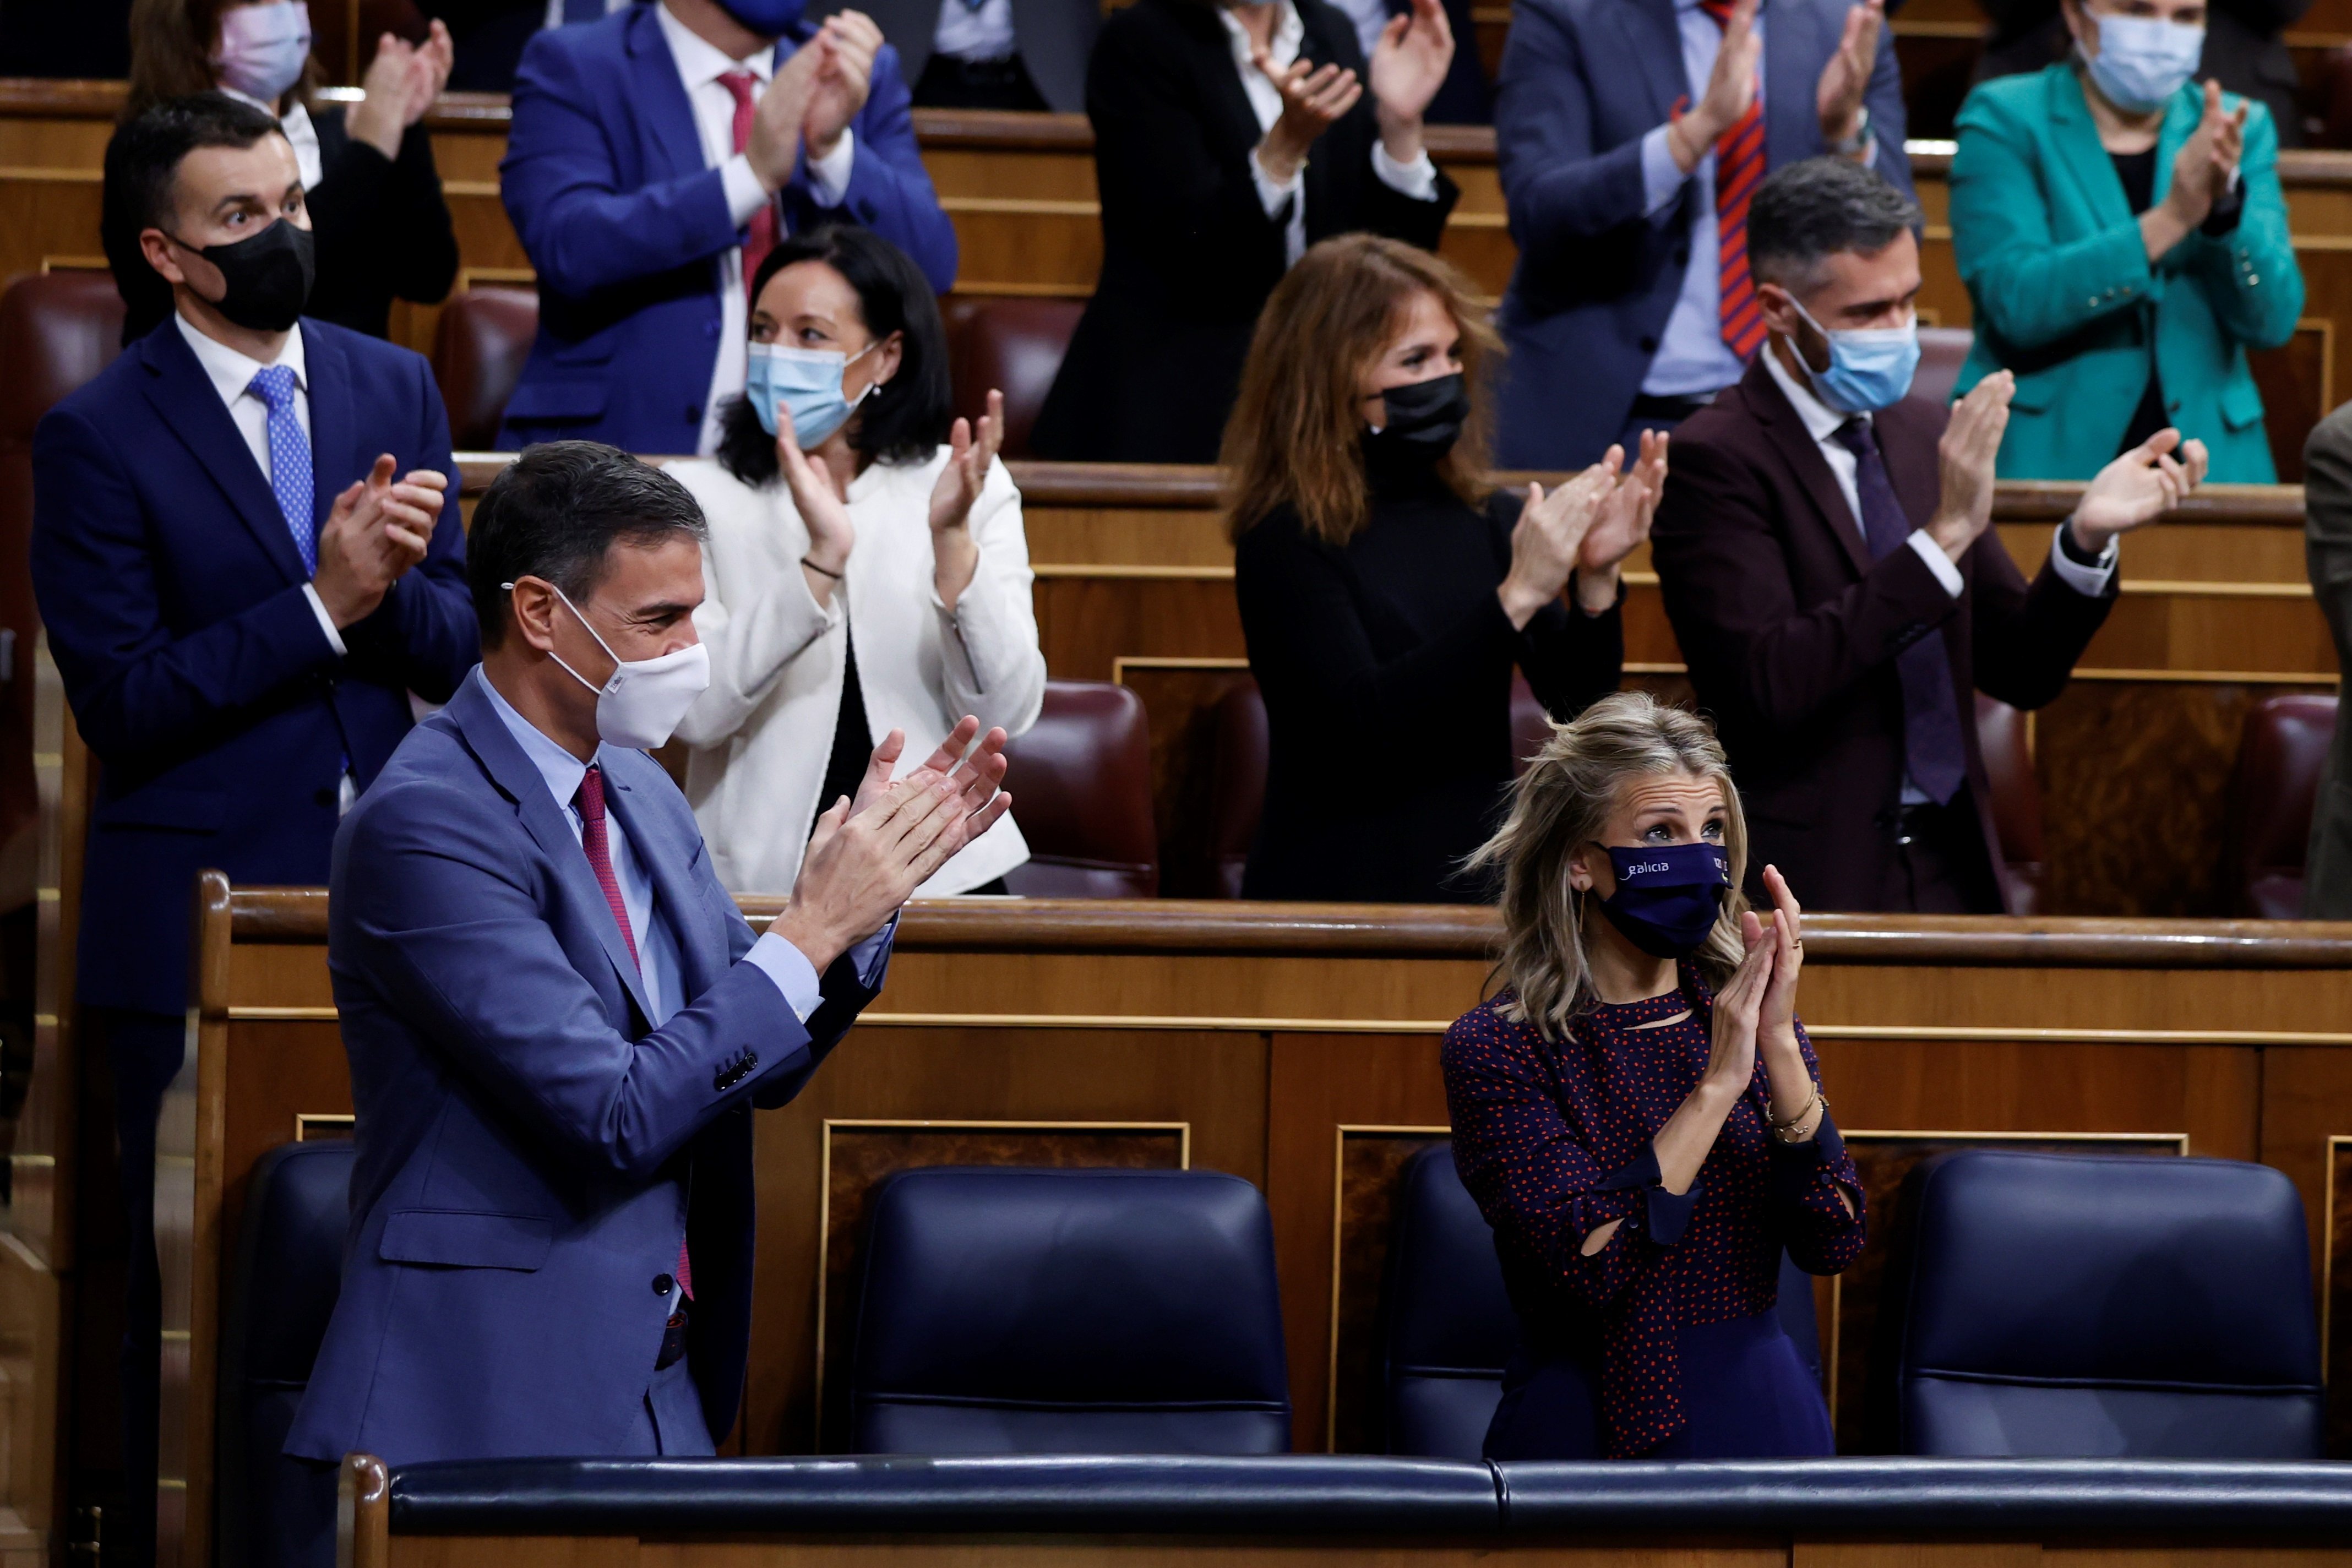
2248,320,2336,484
1033,577,1245,682
1114,658,1255,897
0,175,102,290
1264,1032,1453,1453
812,1119,1189,1451
1823,1129,2187,1450
1326,1125,1449,1457
2257,1043,2352,1451
744,1024,1272,1456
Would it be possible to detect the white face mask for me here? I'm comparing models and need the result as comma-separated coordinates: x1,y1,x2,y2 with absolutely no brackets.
516,580,713,751
214,1,314,105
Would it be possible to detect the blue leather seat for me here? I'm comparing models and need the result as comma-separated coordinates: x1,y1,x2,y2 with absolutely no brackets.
1872,1149,2323,1458
1380,1143,1823,1458
217,1139,353,1568
848,1167,1292,1455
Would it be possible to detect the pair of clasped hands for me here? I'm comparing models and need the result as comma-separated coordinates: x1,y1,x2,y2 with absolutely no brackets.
741,10,891,194
311,455,448,629
1498,430,1670,629
1672,0,1884,172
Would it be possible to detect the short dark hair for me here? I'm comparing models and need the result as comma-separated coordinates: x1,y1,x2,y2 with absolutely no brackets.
1746,157,1923,290
716,224,955,486
468,443,711,649
102,92,288,343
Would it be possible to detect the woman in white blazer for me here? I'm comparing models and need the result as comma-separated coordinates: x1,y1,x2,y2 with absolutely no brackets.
671,226,1047,896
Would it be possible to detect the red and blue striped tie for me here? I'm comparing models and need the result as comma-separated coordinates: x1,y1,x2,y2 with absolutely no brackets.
1697,0,1767,362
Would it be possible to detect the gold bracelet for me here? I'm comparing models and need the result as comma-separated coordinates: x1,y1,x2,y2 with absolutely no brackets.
1767,1086,1823,1140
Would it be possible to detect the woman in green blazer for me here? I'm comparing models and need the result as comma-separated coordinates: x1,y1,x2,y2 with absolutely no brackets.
1948,9,2301,482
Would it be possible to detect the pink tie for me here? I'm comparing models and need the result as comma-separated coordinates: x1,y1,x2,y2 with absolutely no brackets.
575,765,693,1301
717,70,778,297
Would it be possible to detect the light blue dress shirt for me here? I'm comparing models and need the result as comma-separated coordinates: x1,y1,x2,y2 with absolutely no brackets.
480,673,886,1025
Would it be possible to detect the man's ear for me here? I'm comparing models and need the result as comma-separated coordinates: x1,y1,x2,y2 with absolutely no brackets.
1758,282,1829,372
139,227,188,286
509,577,560,655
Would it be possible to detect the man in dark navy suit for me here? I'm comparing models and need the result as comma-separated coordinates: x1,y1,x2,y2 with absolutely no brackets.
498,0,960,455
28,93,477,1562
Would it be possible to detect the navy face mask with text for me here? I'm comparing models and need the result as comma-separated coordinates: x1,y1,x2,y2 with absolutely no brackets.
1593,842,1731,959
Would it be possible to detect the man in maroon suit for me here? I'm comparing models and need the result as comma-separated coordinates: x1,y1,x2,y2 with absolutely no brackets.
1651,157,2208,912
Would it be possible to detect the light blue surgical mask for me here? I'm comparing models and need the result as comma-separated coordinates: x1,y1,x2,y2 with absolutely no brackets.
2084,11,2206,114
213,0,313,105
1789,296,1920,414
744,340,879,446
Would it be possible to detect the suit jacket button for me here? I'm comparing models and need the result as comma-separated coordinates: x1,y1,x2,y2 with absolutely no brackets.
654,1273,674,1295
1638,335,1658,352
685,404,701,422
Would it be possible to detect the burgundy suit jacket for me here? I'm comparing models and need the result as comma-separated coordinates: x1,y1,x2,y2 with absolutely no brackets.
1649,354,2114,912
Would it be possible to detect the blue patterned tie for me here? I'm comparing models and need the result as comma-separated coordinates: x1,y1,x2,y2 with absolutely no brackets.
247,364,315,575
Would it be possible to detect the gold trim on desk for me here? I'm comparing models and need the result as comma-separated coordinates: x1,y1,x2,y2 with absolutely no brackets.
812,1118,1191,1447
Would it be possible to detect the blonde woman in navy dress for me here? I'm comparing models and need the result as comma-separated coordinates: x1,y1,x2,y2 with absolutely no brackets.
1442,690,1865,1460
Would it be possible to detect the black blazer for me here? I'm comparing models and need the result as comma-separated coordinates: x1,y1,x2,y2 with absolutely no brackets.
105,106,460,344
1235,468,1623,903
1650,356,2116,913
1031,0,1460,462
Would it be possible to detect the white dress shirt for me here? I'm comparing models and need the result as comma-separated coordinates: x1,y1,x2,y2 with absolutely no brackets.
1214,0,1441,269
1631,0,1881,399
220,88,325,189
173,313,349,657
652,1,859,456
1760,339,2118,800
480,669,891,1023
933,0,1020,63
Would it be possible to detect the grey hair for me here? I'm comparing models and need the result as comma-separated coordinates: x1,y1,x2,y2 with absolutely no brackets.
1746,156,1924,291
1466,691,1753,1039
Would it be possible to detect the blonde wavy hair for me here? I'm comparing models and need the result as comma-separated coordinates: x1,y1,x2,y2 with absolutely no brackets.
1469,691,1753,1038
1220,232,1499,548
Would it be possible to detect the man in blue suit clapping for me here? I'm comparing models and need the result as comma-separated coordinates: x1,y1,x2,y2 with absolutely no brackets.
499,0,960,455
29,92,478,1564
280,442,1009,1560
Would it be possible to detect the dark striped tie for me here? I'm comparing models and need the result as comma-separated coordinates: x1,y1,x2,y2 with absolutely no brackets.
1696,0,1767,362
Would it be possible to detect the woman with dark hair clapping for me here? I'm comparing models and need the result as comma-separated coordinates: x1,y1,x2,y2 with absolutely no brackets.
669,225,1047,899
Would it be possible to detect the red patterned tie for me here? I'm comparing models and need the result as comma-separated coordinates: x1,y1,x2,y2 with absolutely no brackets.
575,765,693,1300
718,70,778,298
1696,0,1767,361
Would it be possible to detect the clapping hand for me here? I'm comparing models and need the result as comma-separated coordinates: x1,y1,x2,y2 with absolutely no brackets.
1254,53,1362,186
1575,428,1668,612
772,406,857,602
313,455,443,627
1814,0,1883,151
2165,79,2248,231
1498,448,1622,628
1927,371,2013,562
805,11,881,162
1369,0,1453,162
2072,428,2209,552
1670,0,1758,171
347,21,454,157
748,40,827,193
929,390,1003,612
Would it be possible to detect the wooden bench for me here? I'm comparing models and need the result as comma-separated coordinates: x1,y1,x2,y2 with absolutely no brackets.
166,878,2352,1567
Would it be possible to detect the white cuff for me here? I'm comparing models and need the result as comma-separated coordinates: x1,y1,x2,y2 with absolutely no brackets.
806,129,856,208
722,152,774,229
1249,144,1303,221
1370,139,1440,202
1905,529,1965,598
1862,133,1880,170
2048,519,2119,597
745,929,825,1021
1640,122,1688,217
302,582,349,656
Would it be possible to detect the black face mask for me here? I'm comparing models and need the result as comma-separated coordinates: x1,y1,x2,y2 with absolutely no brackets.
168,219,315,332
1367,372,1469,461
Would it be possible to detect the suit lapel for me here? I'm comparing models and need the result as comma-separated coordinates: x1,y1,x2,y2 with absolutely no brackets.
600,762,725,1004
1746,352,1873,577
445,676,658,1026
1618,0,1688,125
138,322,311,589
627,2,715,182
300,322,354,545
2046,64,2135,235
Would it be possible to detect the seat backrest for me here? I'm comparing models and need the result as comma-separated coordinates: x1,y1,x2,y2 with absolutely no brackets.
0,270,126,885
1909,326,1973,411
2225,694,2336,918
943,297,1085,459
1206,678,1270,900
1872,1149,2322,1458
1973,693,2045,916
848,1166,1292,1454
217,1139,354,1568
999,680,1158,897
1379,1142,1822,1458
431,284,540,450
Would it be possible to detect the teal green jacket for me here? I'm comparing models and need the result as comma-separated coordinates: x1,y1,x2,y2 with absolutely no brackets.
1949,64,2301,481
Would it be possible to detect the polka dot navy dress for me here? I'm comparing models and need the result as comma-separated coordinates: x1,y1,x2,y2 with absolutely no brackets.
1441,961,1866,1458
